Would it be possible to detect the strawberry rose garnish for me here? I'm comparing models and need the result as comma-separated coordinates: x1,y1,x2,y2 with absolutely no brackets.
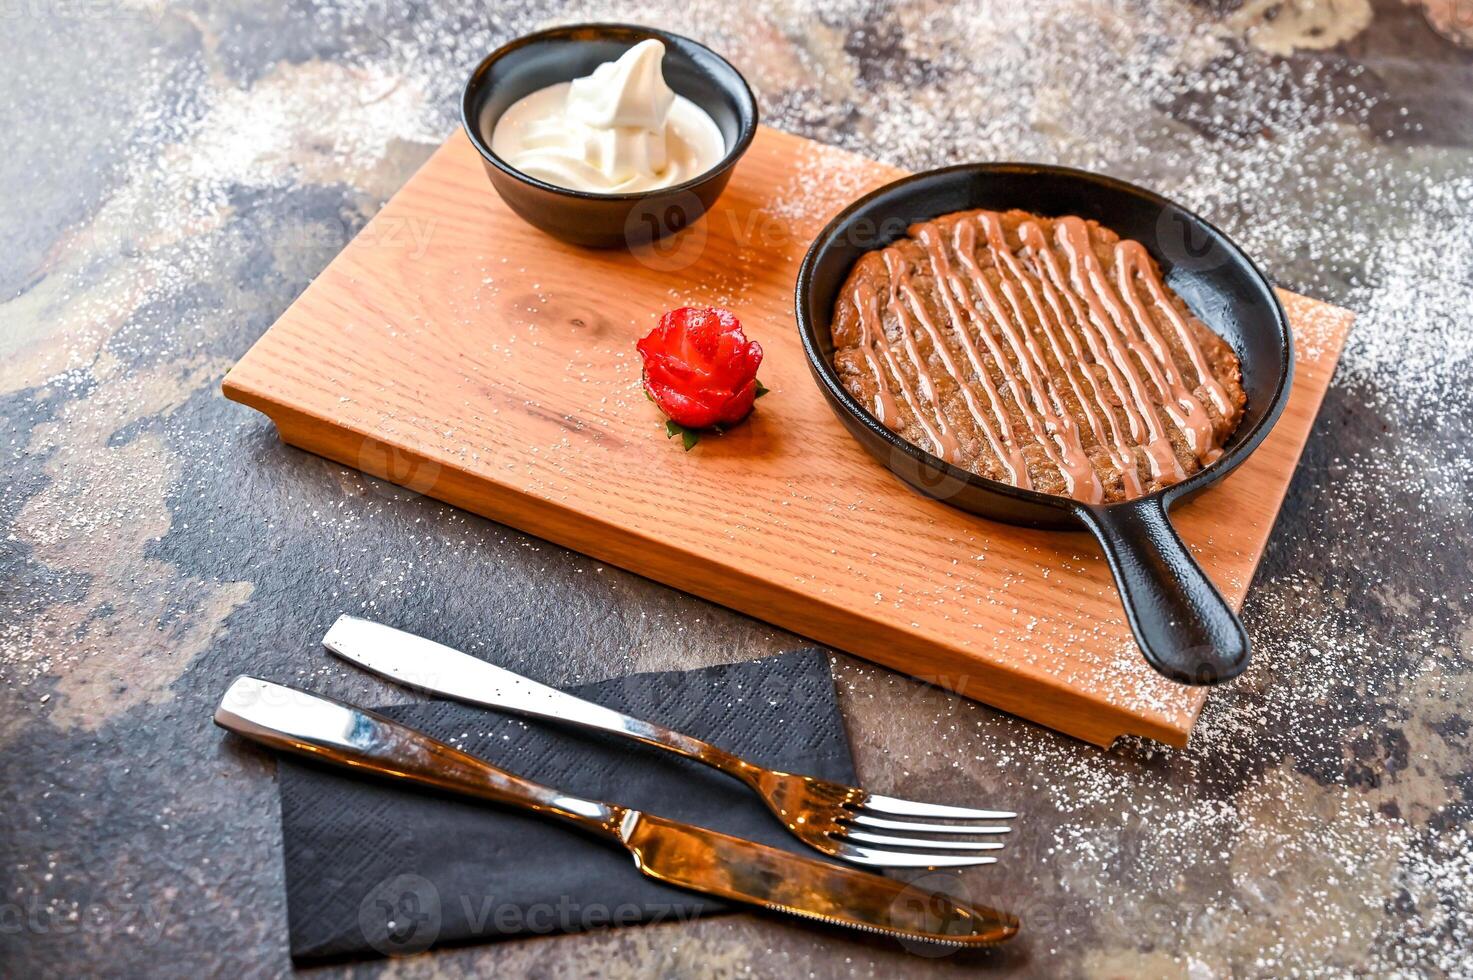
636,307,767,449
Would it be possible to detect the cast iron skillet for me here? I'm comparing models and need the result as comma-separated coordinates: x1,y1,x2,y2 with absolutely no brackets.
795,164,1294,686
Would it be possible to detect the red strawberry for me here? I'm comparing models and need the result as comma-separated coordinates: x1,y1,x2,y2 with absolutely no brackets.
636,307,765,432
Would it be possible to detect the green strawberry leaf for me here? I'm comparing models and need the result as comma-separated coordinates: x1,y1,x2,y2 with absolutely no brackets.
663,419,701,451
754,378,771,399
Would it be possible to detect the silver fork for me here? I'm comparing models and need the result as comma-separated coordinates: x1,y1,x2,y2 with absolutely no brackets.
323,615,1014,868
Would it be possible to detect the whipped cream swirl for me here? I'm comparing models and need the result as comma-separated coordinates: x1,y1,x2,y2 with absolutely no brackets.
491,39,726,194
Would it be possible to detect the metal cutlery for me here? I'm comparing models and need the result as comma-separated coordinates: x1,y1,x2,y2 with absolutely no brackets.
322,615,1015,869
214,676,1019,947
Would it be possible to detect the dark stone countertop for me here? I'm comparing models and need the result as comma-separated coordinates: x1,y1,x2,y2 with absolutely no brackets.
2,1,1470,976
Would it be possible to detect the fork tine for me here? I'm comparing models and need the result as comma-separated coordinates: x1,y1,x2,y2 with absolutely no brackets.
840,830,1006,852
848,813,1012,835
829,841,1000,869
860,792,1016,820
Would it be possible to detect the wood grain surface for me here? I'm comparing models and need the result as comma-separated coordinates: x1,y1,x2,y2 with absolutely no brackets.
222,125,1353,747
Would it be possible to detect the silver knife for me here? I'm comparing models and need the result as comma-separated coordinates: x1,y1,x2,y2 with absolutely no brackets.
319,615,1015,871
214,676,1018,946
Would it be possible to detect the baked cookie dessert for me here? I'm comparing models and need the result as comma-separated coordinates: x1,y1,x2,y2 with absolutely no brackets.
831,209,1246,504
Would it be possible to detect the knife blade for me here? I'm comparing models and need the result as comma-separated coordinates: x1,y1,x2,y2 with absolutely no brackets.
620,811,1018,945
214,676,1018,947
321,614,629,731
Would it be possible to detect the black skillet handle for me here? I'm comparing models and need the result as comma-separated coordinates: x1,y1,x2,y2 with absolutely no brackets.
1076,497,1250,685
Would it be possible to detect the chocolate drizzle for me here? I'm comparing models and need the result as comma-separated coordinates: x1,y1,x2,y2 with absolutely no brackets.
832,209,1244,504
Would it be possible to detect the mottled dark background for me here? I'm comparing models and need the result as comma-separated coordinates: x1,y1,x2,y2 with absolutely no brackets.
2,1,1470,976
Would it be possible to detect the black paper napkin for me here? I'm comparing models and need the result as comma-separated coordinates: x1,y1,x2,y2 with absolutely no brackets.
277,649,856,961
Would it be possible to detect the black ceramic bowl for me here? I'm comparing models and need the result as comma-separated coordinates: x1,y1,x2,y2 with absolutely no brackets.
795,164,1294,686
461,24,758,249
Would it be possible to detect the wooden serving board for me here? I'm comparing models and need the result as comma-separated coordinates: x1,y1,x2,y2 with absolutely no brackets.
223,125,1352,747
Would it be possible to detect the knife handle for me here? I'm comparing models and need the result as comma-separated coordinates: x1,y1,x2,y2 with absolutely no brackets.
214,676,627,841
324,616,762,786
